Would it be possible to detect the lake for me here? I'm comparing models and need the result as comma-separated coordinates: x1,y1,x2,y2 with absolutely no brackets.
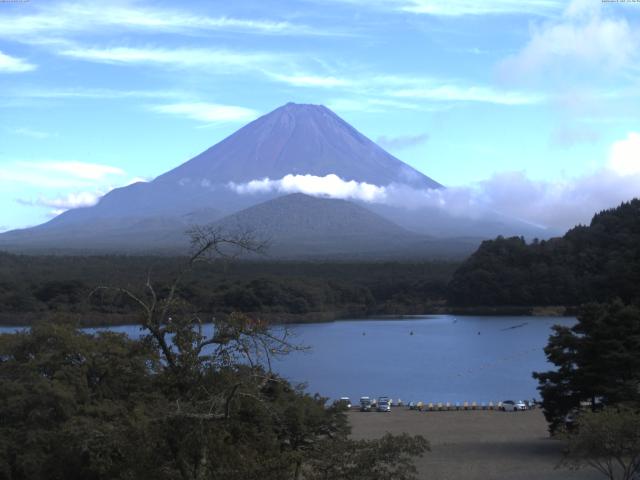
0,315,573,404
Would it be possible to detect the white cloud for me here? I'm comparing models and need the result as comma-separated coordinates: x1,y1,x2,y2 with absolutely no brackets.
324,0,561,16
454,169,640,230
228,163,640,231
0,161,125,188
0,3,325,40
18,191,102,210
326,97,425,113
398,0,561,16
608,132,640,176
228,174,388,202
151,102,259,123
499,1,638,79
267,73,352,88
267,72,543,107
7,87,184,100
389,85,543,105
58,46,279,71
0,50,36,73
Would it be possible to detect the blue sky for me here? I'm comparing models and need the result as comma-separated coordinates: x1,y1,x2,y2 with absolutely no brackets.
0,0,639,231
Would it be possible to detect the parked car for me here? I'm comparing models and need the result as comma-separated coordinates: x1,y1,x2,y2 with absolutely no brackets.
377,397,391,412
337,397,352,409
502,400,527,411
359,397,372,412
514,400,528,411
408,401,417,410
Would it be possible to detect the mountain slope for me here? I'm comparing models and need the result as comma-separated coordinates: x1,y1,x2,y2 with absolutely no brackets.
216,193,409,239
158,102,441,188
214,193,479,259
0,101,544,256
36,102,441,229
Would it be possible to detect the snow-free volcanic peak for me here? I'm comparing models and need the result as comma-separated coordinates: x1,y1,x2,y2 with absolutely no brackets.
0,102,451,254
23,102,442,227
156,101,441,188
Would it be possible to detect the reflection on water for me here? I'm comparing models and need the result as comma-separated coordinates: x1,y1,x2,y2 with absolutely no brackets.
0,315,574,403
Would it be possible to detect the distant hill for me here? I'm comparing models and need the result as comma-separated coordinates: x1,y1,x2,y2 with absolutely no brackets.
214,193,480,259
447,199,640,306
217,192,408,239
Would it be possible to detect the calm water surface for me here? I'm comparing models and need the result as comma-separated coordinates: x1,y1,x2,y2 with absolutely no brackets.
0,315,573,404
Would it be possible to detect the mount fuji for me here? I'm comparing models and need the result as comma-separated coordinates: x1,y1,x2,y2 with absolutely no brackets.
0,103,544,257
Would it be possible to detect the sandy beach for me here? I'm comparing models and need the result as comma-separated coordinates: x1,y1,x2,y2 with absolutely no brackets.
348,408,600,480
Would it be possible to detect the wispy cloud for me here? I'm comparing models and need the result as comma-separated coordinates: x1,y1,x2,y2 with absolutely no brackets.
324,0,561,16
58,45,282,71
9,127,56,139
0,2,328,41
0,160,125,188
268,71,543,107
399,0,561,16
151,102,259,123
377,132,429,150
5,87,185,101
267,73,353,88
326,97,423,113
17,191,102,210
389,85,542,105
2,160,148,218
0,50,36,73
19,161,125,180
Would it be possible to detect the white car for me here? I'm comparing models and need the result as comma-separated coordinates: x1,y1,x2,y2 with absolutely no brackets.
502,400,527,411
377,397,391,412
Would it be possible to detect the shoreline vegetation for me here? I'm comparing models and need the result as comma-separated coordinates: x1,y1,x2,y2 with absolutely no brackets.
0,305,573,328
0,250,577,328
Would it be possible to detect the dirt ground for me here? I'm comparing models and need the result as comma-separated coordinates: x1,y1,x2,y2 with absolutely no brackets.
347,408,601,480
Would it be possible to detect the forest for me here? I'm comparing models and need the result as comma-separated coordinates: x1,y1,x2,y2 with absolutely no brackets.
448,199,640,307
0,253,457,326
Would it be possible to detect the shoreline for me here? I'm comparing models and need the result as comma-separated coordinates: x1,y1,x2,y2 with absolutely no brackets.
0,305,575,328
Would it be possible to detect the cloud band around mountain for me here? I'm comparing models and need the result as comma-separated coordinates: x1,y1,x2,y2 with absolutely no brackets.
228,174,388,202
226,140,640,232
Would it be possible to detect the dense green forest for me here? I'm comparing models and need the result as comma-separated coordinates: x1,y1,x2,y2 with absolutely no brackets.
0,232,429,480
0,253,457,325
448,199,640,307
